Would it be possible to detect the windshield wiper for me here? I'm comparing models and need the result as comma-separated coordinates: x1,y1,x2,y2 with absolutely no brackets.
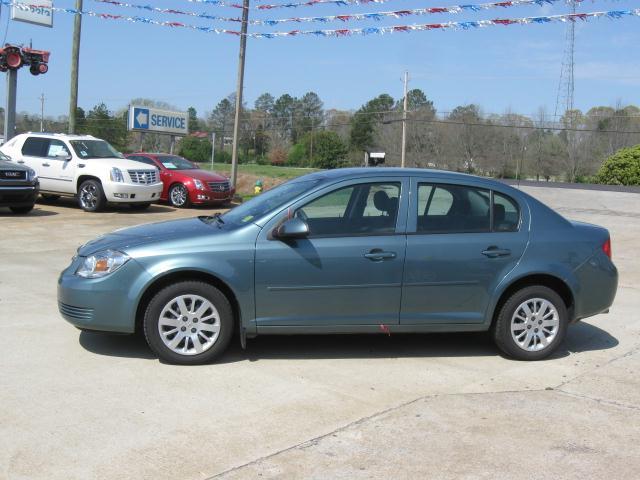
199,212,225,226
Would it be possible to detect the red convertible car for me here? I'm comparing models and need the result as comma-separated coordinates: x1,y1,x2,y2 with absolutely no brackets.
126,153,235,208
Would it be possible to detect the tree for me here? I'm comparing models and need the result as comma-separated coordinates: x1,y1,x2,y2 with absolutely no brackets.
179,136,212,163
208,94,235,154
254,93,275,114
187,107,200,133
310,131,348,169
78,103,129,151
350,94,394,151
294,91,324,141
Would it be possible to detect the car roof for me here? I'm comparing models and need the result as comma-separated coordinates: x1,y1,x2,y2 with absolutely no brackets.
295,167,516,190
127,152,180,158
15,132,99,141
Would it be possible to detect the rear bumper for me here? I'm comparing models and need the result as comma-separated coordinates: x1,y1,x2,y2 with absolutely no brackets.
0,184,39,207
103,182,163,203
573,251,618,321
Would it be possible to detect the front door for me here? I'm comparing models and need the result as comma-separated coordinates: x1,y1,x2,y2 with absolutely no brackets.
400,180,529,325
255,178,408,327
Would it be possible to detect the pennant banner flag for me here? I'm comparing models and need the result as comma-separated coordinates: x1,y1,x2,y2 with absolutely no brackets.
3,2,639,39
255,0,578,10
91,0,245,20
259,0,562,25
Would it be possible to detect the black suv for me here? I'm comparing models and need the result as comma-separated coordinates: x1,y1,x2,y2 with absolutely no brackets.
0,151,39,214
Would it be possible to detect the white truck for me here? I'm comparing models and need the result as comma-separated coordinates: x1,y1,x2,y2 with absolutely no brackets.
0,133,163,212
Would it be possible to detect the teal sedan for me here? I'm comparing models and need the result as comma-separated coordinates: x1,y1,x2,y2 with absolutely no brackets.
58,168,618,364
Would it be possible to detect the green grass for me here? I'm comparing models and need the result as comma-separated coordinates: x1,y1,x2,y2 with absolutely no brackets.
199,162,319,180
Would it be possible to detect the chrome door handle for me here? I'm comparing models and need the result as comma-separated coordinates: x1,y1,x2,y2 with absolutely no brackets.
364,250,396,261
42,163,50,167
482,247,511,258
17,160,25,164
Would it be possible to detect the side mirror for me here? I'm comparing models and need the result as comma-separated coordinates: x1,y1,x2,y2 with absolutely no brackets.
56,153,72,161
275,217,309,239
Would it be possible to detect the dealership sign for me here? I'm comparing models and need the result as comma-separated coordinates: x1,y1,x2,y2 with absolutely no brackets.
11,0,53,27
128,106,189,136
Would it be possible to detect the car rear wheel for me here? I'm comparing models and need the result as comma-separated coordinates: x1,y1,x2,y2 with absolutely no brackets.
78,179,106,212
10,205,34,214
492,285,568,361
169,184,190,208
143,281,233,365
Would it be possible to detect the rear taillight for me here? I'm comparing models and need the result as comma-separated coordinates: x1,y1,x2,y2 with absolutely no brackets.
602,238,612,259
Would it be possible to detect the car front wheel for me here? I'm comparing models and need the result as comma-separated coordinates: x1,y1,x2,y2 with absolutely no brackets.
10,205,34,214
169,184,190,208
492,285,568,361
143,281,233,365
78,179,106,212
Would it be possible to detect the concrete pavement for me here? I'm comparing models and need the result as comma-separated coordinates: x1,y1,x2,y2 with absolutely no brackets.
0,187,638,479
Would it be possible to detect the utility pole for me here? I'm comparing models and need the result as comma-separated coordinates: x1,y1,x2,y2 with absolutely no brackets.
68,0,83,134
230,0,250,189
4,70,17,142
39,93,45,132
211,131,216,170
400,71,409,168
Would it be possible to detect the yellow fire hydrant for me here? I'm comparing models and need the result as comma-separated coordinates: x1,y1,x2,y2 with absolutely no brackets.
254,179,263,194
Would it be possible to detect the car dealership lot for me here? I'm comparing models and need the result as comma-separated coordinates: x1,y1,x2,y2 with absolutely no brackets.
1,188,639,479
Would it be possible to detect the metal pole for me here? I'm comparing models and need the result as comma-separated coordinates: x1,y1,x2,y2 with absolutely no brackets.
169,136,175,154
40,93,45,132
4,70,17,142
68,0,83,134
211,131,216,170
230,0,250,189
400,71,408,168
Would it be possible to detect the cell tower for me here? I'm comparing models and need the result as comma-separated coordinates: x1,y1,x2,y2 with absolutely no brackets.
554,0,577,125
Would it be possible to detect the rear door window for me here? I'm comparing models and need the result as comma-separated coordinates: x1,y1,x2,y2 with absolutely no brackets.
417,183,490,233
21,137,50,157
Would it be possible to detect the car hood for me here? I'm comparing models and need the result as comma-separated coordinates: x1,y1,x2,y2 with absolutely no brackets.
87,157,160,171
174,169,229,183
78,217,221,256
0,159,29,171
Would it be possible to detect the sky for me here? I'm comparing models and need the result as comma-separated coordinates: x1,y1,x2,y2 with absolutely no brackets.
0,0,638,121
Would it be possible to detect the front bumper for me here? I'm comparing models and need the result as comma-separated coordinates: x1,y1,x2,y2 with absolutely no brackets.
0,184,39,207
57,256,152,333
189,188,236,205
102,181,163,204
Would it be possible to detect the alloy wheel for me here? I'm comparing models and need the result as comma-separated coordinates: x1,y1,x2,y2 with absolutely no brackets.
170,185,188,207
510,298,560,352
80,184,98,210
157,294,221,356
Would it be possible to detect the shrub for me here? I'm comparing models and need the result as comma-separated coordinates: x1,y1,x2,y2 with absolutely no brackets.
214,151,232,164
269,147,287,166
596,145,640,185
179,136,211,163
287,143,307,166
309,131,348,169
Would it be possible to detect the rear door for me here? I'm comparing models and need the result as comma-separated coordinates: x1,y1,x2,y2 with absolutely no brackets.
400,178,529,325
20,137,75,192
254,177,408,327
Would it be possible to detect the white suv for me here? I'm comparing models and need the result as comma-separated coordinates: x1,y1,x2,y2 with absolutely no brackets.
0,133,163,212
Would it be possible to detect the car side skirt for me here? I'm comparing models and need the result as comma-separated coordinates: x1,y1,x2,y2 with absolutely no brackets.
254,323,488,336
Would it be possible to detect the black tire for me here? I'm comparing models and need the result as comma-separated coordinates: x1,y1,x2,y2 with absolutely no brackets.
10,205,34,214
78,179,106,212
40,194,60,202
492,285,568,361
168,183,190,208
129,203,152,210
143,281,233,365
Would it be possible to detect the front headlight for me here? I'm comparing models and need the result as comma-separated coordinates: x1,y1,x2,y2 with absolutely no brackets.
110,167,125,183
75,250,130,278
193,178,204,190
27,168,38,182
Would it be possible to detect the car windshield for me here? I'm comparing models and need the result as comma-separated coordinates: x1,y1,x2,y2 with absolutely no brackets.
157,155,197,170
69,140,123,159
218,179,322,225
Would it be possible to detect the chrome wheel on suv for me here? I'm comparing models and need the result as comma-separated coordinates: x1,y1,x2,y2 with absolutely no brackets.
78,179,106,212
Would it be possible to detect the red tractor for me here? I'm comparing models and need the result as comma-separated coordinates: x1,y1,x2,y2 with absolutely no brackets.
0,44,50,75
